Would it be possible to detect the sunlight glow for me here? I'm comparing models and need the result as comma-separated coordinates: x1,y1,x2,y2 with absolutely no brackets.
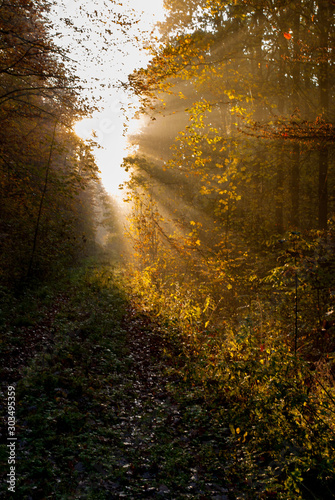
74,113,130,196
69,0,166,196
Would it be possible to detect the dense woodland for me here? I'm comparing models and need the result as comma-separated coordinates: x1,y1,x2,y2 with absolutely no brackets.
0,0,118,286
122,0,335,497
1,0,335,498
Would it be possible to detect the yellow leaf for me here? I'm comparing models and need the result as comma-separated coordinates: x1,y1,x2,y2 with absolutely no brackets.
229,424,235,435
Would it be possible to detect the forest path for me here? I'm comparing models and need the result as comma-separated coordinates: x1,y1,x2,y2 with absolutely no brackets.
0,266,231,499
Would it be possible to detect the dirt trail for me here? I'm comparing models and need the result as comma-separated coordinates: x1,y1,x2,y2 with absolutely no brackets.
0,278,232,499
96,306,231,498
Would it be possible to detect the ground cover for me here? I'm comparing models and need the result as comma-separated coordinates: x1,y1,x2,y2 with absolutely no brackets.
0,263,334,499
0,265,232,499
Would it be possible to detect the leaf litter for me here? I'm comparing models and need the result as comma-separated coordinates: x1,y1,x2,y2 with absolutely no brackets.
0,269,232,499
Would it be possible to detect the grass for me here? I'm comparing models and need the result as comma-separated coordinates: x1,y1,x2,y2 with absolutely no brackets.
0,264,231,499
1,261,334,499
120,261,335,500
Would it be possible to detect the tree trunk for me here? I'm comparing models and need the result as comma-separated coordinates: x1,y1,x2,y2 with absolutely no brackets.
318,147,328,230
290,3,301,228
276,18,287,235
27,121,57,278
317,0,330,230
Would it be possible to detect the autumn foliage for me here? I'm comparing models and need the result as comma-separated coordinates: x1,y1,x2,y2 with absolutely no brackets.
121,0,335,497
0,0,103,285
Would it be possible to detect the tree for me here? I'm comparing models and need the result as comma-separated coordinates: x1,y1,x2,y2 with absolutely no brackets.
128,0,334,233
0,0,132,284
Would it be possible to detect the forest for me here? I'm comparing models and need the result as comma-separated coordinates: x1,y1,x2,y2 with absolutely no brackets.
0,0,335,499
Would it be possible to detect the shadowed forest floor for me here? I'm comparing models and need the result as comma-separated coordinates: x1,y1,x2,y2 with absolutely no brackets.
0,266,234,499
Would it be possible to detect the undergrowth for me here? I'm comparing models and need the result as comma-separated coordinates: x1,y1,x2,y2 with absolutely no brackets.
0,264,232,498
123,239,335,500
1,265,130,498
1,256,334,498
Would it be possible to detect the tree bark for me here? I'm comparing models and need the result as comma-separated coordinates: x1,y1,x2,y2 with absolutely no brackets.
317,0,330,230
290,3,301,228
27,120,57,278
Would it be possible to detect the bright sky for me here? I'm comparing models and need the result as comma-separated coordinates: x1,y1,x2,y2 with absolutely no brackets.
69,0,166,195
